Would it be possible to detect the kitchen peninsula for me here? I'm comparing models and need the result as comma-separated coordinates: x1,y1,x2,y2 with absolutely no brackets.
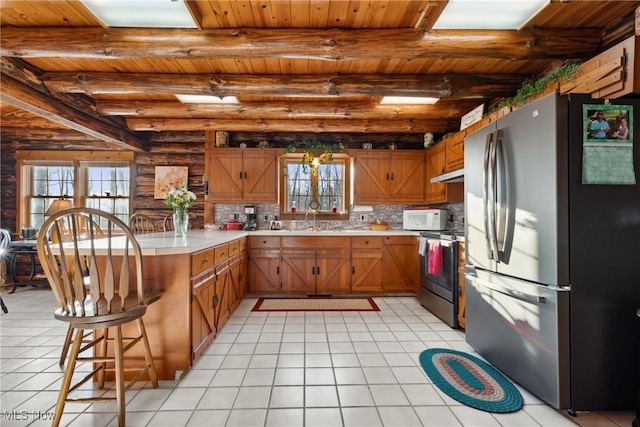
122,228,419,380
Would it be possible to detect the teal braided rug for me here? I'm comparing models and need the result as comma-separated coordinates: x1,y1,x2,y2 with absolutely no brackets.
419,348,523,413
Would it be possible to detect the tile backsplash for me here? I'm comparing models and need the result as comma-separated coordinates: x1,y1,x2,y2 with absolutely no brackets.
213,203,464,232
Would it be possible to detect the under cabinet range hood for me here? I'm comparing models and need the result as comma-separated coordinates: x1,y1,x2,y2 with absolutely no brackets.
430,168,464,183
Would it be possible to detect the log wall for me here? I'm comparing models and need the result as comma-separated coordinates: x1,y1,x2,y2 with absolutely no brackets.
0,135,207,235
1,131,425,235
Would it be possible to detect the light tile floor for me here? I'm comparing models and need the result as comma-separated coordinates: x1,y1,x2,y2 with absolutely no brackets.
0,287,636,427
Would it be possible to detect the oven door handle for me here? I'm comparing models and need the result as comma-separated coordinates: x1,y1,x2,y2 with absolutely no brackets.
424,238,454,248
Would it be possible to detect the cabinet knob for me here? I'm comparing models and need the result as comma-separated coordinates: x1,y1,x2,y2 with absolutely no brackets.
203,257,209,264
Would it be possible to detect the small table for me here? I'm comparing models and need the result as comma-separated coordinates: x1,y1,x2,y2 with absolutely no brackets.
7,240,48,293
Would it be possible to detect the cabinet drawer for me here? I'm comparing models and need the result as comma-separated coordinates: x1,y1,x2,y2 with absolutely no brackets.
352,236,383,249
214,243,229,264
191,248,214,276
383,235,416,244
228,239,240,257
249,236,280,249
238,237,247,252
282,236,350,248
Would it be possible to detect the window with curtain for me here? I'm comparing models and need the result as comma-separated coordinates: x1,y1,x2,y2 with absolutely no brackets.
280,153,350,220
17,151,134,229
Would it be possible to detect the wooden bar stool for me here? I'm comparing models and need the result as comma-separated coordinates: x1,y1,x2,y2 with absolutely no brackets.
37,208,160,427
128,213,158,234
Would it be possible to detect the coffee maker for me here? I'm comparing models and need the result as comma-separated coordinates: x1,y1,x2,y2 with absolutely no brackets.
243,205,257,231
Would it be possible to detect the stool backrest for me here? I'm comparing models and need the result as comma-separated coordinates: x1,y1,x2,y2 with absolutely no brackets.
129,213,157,234
37,208,146,318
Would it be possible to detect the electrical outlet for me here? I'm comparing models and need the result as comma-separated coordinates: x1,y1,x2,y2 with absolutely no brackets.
263,214,269,222
359,214,369,221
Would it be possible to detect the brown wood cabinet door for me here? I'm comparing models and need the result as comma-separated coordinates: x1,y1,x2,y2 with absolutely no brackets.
228,255,241,313
389,151,425,203
281,249,316,294
382,236,418,293
239,251,248,301
351,249,383,293
445,133,464,172
242,150,278,203
214,263,230,332
248,250,281,293
209,149,243,202
316,248,351,295
191,275,216,361
425,143,447,203
352,151,390,203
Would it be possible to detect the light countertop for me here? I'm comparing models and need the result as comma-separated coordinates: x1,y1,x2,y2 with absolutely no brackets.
129,229,420,256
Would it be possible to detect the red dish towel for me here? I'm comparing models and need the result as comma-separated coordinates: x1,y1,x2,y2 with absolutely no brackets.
428,240,443,275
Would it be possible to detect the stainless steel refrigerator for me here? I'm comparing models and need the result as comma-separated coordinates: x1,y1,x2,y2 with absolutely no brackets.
464,92,640,412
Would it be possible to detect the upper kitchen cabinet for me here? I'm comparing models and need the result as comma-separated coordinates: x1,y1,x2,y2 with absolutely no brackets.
352,150,425,204
425,143,463,204
208,148,280,203
444,132,464,172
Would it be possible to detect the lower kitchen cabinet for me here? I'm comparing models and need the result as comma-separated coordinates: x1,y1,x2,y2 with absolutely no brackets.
248,236,281,293
351,236,383,293
191,273,215,362
281,236,351,295
228,240,242,313
382,235,419,293
191,247,217,362
191,240,242,363
213,243,231,332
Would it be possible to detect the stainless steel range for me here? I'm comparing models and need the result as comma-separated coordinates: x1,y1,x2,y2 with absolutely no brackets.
417,231,463,328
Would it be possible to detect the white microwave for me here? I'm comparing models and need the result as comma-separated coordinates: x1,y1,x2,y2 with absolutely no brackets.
402,209,447,231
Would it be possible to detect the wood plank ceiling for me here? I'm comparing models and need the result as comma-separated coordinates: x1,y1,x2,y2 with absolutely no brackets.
1,0,638,151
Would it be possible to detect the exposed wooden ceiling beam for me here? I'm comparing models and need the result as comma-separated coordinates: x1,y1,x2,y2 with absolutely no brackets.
96,100,477,120
42,72,526,99
1,27,601,61
126,118,453,133
0,127,103,141
0,76,150,152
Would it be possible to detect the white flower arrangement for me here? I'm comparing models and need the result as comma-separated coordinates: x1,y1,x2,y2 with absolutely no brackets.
163,184,196,212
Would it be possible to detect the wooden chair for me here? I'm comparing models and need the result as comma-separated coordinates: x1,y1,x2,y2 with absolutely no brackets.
161,215,174,232
37,208,160,427
129,213,158,234
0,228,11,313
161,214,193,232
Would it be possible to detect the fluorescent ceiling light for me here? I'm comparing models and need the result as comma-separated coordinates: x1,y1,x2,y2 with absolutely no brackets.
380,96,439,105
81,0,197,28
433,0,548,30
176,95,239,104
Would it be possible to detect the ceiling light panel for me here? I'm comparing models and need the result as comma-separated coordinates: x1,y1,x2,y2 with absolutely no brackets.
380,96,439,105
433,0,549,30
81,0,197,28
176,95,239,104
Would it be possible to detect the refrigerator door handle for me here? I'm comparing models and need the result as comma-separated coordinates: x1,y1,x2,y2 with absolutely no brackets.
483,131,495,261
494,132,507,259
489,129,500,262
474,277,547,305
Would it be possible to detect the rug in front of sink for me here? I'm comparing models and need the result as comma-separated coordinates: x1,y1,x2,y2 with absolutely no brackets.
252,297,379,311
